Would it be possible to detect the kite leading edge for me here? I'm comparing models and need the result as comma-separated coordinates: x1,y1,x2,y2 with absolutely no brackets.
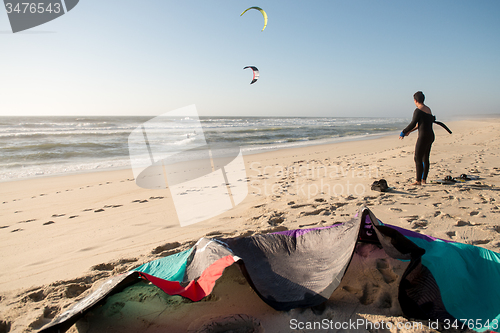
243,66,259,84
240,6,267,31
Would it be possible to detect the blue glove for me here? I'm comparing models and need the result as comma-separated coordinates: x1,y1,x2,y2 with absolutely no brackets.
400,131,405,137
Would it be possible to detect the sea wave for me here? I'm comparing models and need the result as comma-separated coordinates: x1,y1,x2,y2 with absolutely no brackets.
0,116,409,181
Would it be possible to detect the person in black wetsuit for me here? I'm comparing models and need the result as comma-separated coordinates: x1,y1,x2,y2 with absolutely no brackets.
399,91,435,185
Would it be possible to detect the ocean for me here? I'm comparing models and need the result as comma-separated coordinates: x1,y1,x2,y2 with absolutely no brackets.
0,116,410,182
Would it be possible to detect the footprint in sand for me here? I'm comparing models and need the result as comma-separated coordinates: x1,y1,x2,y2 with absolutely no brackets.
446,231,456,239
152,241,182,255
299,222,324,228
456,220,471,226
261,225,288,234
25,289,45,302
375,291,393,309
91,263,116,271
267,213,285,226
19,219,36,223
205,231,224,237
402,215,419,223
299,208,326,217
290,203,309,209
472,239,491,245
189,314,263,333
354,282,379,305
411,220,428,229
42,306,60,320
376,259,398,284
112,204,123,208
64,283,91,298
11,228,23,232
237,230,255,238
43,221,55,225
91,258,138,272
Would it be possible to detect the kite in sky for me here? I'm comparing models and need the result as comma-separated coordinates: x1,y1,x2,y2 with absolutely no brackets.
243,66,259,84
240,6,268,31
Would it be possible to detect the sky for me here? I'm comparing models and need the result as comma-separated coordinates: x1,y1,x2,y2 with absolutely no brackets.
1,0,499,118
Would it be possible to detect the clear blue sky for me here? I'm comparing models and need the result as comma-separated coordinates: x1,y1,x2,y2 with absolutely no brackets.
1,0,499,117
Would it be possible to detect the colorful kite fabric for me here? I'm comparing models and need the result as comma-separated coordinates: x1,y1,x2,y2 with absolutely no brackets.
243,66,259,84
39,207,500,333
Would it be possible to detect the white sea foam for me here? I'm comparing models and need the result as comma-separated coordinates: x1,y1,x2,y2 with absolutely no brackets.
0,116,409,181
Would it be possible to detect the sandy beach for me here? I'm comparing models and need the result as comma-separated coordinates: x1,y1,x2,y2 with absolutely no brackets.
1,118,500,333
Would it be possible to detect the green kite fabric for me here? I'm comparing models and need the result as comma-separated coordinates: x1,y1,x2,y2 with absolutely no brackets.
134,248,193,282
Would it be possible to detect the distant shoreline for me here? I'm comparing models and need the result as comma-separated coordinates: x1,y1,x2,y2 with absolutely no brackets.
2,117,493,184
0,116,410,183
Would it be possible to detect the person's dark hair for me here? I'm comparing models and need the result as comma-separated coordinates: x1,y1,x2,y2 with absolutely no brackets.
414,91,425,104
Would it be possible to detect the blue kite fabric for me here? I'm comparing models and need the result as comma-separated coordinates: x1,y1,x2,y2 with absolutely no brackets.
39,207,500,333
